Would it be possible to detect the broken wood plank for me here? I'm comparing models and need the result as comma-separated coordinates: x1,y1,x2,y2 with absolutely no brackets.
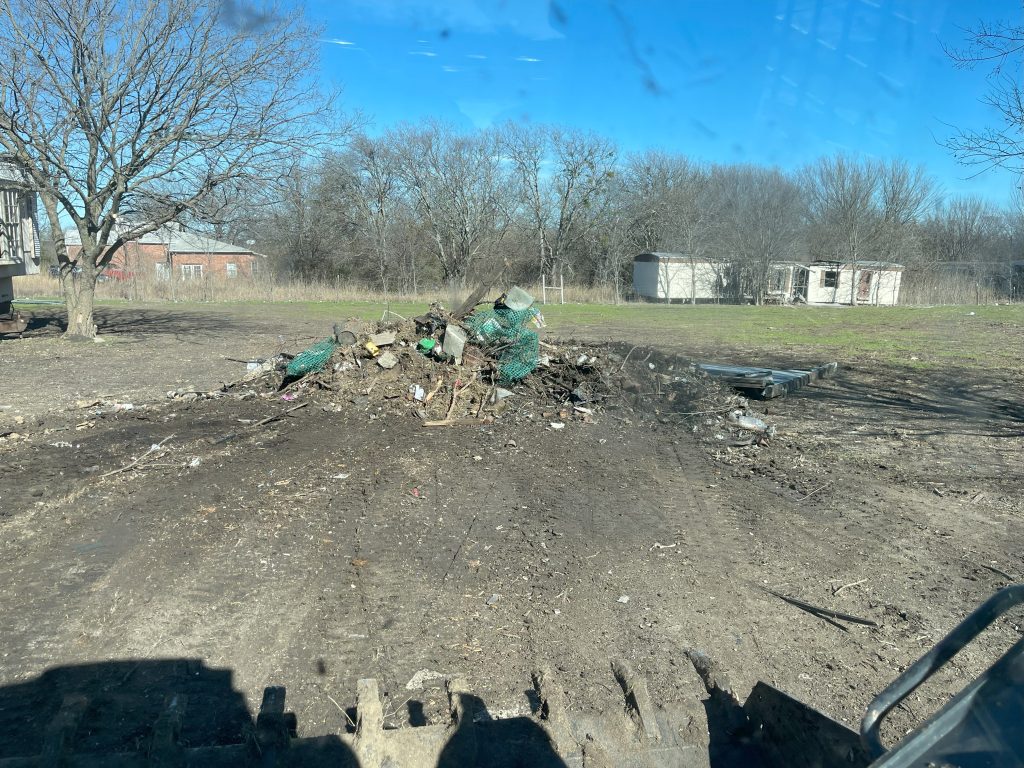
421,417,493,427
452,261,509,320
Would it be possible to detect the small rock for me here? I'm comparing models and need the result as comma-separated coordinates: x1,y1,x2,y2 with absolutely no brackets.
617,595,630,604
377,352,398,369
485,593,501,606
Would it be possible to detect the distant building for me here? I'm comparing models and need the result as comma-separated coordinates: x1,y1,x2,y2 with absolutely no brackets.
632,252,726,303
64,224,263,280
0,159,40,322
781,261,903,306
633,252,903,306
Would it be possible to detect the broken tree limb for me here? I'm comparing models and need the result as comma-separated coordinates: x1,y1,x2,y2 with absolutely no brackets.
100,435,175,478
252,402,308,428
761,587,878,627
444,373,477,422
210,403,309,445
423,377,446,404
833,578,867,596
421,417,493,427
617,345,640,372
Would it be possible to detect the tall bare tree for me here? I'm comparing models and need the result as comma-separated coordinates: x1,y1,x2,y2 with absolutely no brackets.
619,151,709,254
502,123,617,280
707,165,804,304
802,155,934,303
390,122,510,287
0,0,336,336
344,135,402,294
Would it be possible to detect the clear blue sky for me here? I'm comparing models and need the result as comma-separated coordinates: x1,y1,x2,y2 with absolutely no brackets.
307,0,1022,205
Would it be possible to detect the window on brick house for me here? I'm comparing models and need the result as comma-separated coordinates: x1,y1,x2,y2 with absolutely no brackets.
155,263,170,281
181,264,203,279
225,263,238,278
821,269,839,288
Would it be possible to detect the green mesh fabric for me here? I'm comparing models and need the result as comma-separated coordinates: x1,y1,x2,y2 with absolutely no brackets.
286,338,336,377
464,307,540,383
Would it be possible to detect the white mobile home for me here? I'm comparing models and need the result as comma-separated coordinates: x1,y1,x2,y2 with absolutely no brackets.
632,252,725,302
803,261,903,306
763,261,903,305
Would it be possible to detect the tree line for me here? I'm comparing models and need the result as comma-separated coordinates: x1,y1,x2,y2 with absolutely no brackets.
224,123,1024,303
3,0,1022,338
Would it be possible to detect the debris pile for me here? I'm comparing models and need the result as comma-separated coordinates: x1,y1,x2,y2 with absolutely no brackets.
223,287,618,427
154,286,830,445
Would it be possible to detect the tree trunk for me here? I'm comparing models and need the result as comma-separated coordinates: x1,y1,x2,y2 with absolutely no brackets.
62,265,98,338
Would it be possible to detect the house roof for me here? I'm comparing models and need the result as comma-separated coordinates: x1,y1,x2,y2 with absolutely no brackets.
634,252,725,263
809,260,904,270
64,224,255,255
0,159,32,187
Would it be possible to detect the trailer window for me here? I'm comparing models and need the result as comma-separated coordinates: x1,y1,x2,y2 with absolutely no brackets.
821,270,839,288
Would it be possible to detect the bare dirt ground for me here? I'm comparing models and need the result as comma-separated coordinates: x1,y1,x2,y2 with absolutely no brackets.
0,305,1022,763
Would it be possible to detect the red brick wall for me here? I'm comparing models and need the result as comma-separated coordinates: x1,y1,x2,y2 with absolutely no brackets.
66,242,258,278
65,242,168,273
169,252,257,277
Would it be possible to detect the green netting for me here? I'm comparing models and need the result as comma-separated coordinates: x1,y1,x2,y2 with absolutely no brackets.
464,307,540,383
286,338,336,377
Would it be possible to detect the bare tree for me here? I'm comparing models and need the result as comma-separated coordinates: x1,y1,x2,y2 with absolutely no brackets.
707,165,804,304
502,123,617,281
267,160,360,281
344,135,402,294
616,152,715,301
876,159,936,264
620,152,708,253
921,196,1000,264
802,155,935,303
944,17,1024,173
0,0,336,337
390,122,510,287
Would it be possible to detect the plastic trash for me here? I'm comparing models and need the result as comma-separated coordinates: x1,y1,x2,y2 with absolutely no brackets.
727,410,776,436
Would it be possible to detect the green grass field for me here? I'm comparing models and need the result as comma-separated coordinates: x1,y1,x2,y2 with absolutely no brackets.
17,297,1024,371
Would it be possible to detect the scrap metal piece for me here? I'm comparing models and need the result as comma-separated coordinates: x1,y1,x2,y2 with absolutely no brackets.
698,362,838,399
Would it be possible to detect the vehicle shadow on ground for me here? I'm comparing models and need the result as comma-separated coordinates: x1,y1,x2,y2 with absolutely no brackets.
798,368,1024,438
0,659,570,767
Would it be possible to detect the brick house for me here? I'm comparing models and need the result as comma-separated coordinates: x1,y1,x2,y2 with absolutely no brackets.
64,224,263,280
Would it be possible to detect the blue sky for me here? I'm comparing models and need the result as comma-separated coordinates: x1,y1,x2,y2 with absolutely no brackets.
307,0,1022,204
